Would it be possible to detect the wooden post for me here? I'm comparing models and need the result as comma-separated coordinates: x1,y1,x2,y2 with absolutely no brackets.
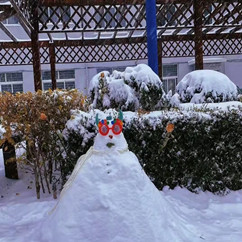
193,0,204,70
2,141,18,179
49,43,57,90
31,0,42,91
158,39,163,79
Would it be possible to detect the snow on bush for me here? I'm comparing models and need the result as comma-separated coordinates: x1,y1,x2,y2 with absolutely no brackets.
89,64,167,111
175,70,238,104
63,103,242,194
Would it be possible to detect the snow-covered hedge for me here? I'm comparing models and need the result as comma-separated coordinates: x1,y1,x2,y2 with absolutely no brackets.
174,70,238,104
89,64,167,111
64,104,242,194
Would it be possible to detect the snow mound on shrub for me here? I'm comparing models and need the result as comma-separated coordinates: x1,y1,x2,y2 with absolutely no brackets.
176,70,238,104
89,64,166,111
120,64,162,89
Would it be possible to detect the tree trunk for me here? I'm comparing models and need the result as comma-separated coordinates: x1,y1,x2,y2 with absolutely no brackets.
2,141,18,179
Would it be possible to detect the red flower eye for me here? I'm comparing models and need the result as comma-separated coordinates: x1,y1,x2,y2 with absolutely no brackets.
112,123,122,135
99,124,109,136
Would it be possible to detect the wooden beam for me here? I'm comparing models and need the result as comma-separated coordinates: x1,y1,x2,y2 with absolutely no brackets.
40,0,145,6
32,31,42,91
0,4,12,12
158,39,163,79
193,0,204,70
40,0,202,6
0,32,241,49
53,36,147,47
0,22,18,42
31,0,42,91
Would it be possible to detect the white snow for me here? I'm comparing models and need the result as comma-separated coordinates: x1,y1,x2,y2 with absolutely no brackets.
176,70,238,103
179,101,242,111
1,149,242,241
65,102,241,137
40,140,190,241
188,57,227,66
122,64,162,89
89,71,138,109
1,104,242,242
43,114,198,241
88,64,163,110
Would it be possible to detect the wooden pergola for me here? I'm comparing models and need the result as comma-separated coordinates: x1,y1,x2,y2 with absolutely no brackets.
0,0,241,91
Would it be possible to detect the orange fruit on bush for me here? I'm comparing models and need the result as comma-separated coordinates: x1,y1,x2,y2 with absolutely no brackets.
166,123,174,133
40,113,47,121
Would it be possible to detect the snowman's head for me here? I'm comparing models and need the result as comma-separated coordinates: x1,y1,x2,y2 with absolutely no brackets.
93,111,128,151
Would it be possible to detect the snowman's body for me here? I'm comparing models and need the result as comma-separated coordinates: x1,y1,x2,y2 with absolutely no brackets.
40,116,197,242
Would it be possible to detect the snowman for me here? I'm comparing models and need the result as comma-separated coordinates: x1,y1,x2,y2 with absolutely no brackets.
40,111,198,242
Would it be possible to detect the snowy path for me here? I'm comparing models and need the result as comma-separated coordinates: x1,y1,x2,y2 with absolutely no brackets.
1,151,242,242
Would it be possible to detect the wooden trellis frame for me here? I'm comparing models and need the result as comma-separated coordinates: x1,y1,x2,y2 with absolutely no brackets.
0,0,241,90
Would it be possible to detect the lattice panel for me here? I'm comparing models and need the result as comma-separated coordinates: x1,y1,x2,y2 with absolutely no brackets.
203,2,242,29
40,47,50,64
204,39,242,56
156,1,193,34
55,43,147,64
162,40,195,57
0,46,49,65
38,4,146,33
0,47,32,65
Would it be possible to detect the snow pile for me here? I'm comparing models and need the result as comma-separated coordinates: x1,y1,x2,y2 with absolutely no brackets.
89,64,166,111
40,115,198,242
175,70,238,104
2,144,242,241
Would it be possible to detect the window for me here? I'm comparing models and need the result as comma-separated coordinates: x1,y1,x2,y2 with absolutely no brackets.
204,5,213,25
40,7,71,24
42,70,75,90
157,5,176,27
2,15,19,25
0,72,23,94
95,7,126,28
204,63,223,73
97,66,128,74
162,64,178,94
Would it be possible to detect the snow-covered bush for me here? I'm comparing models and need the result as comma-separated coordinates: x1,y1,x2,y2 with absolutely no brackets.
239,94,242,102
64,105,242,194
175,70,238,104
89,64,167,111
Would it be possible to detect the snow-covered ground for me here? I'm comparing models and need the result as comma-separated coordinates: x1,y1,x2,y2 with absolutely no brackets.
1,147,242,242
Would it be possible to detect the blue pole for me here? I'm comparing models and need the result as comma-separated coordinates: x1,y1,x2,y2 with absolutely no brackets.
145,0,158,74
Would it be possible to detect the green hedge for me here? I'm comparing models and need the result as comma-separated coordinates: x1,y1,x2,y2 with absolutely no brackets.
64,107,242,194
